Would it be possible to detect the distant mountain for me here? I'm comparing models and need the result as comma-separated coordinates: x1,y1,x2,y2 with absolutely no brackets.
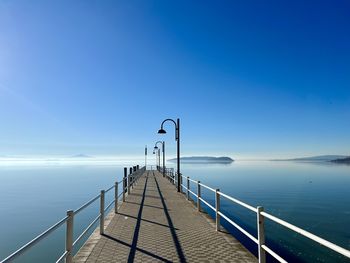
331,157,350,164
168,156,234,163
272,155,347,162
70,154,93,158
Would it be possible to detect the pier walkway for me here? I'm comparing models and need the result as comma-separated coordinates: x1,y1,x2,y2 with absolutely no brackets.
75,170,256,263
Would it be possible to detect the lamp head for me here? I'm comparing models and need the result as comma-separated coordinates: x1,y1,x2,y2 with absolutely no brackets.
158,128,166,134
154,146,159,150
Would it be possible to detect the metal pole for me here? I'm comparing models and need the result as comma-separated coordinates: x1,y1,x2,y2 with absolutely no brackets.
257,206,266,263
100,190,105,235
187,176,190,200
158,149,160,171
215,189,220,231
123,178,126,202
65,210,74,263
115,182,118,213
128,174,131,193
197,181,201,212
163,141,165,177
177,118,181,192
124,167,127,194
129,167,133,189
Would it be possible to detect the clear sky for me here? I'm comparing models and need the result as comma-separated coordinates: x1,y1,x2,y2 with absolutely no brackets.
0,0,349,159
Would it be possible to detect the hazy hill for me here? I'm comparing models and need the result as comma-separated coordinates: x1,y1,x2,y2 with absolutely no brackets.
272,155,347,162
168,156,234,163
331,157,350,164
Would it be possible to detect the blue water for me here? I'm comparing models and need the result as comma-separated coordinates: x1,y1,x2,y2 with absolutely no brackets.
181,161,350,263
0,161,349,262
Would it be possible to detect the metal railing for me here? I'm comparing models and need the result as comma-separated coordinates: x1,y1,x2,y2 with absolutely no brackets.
160,171,350,263
0,165,145,263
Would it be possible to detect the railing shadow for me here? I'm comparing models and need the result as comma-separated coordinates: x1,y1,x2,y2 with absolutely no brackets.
102,234,172,263
116,212,179,230
153,172,187,263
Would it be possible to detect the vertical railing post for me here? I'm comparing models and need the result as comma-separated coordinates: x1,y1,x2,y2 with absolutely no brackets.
129,167,133,189
215,189,220,231
65,210,74,263
115,181,118,213
187,176,190,200
100,190,105,235
128,174,131,193
180,174,183,193
197,181,201,212
257,206,266,263
124,167,127,194
123,178,126,202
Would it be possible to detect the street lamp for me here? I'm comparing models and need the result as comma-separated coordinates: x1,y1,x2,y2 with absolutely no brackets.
157,118,181,192
154,141,165,176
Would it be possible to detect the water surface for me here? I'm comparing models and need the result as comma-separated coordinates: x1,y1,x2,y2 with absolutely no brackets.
0,160,349,262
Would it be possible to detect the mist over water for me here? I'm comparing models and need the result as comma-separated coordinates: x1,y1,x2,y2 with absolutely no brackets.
0,160,349,262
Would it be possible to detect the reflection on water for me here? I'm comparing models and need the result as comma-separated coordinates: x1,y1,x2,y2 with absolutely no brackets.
0,160,349,262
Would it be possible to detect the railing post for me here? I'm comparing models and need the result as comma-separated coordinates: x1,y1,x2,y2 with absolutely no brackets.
65,210,74,263
115,182,118,213
180,174,183,193
197,181,201,212
257,206,266,263
124,167,127,194
100,190,105,235
187,176,190,200
129,167,133,189
215,189,220,231
123,178,126,202
128,174,131,193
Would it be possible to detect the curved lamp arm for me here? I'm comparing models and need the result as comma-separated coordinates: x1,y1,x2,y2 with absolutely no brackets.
154,141,164,152
159,119,178,140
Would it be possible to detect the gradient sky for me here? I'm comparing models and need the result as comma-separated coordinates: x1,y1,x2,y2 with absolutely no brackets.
0,0,349,159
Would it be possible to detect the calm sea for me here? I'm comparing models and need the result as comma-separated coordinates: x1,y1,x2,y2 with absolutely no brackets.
0,160,349,262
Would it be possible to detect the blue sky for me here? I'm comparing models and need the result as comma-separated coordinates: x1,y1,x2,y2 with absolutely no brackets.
0,0,349,159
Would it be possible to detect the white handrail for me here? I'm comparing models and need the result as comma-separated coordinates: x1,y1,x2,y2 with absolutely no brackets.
198,182,216,192
176,171,350,262
72,214,101,247
1,165,145,263
74,194,101,215
199,197,216,212
262,245,287,263
218,211,258,244
261,211,350,259
188,189,197,198
55,250,68,263
1,215,68,262
218,191,257,213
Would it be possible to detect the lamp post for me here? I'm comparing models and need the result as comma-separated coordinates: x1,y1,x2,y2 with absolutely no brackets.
154,141,165,176
158,118,180,192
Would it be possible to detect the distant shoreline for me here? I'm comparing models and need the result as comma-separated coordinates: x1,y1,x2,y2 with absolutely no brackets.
168,156,234,164
271,155,350,164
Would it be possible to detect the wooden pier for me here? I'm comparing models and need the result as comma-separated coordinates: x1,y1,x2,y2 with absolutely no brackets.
75,170,256,263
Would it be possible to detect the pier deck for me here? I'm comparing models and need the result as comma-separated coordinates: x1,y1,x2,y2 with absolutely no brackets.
75,170,256,263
